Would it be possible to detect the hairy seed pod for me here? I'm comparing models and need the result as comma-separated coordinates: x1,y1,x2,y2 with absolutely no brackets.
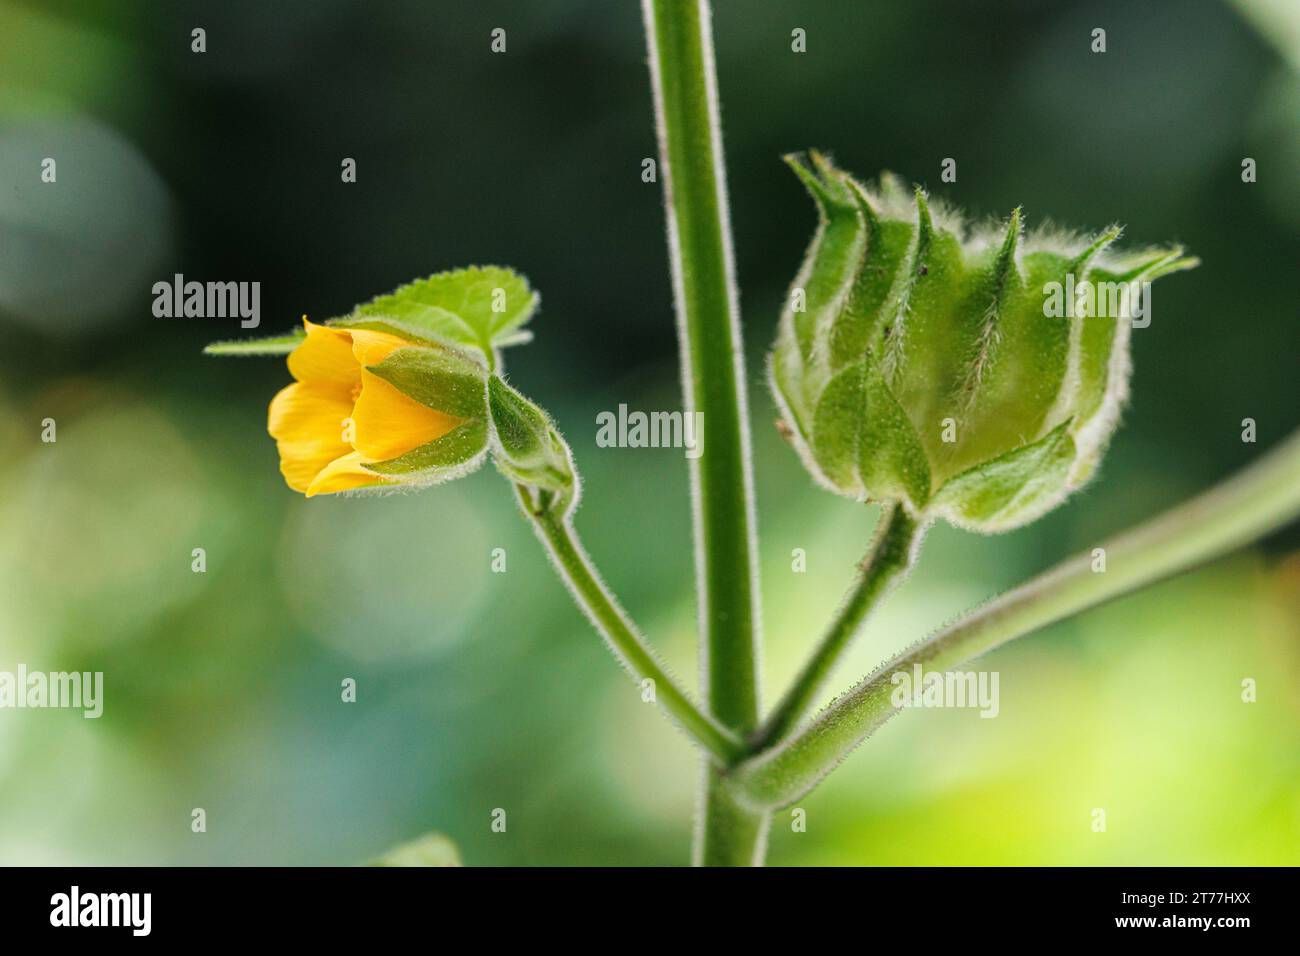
770,152,1197,531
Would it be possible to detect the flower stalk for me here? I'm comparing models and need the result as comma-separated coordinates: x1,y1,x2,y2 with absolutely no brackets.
731,428,1300,810
518,484,746,766
753,504,924,750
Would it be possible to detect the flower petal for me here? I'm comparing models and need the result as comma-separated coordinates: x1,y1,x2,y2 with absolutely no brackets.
350,328,415,368
287,320,361,387
352,369,462,461
306,451,390,497
268,381,354,493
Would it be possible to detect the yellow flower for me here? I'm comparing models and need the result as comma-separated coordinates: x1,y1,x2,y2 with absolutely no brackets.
268,319,463,496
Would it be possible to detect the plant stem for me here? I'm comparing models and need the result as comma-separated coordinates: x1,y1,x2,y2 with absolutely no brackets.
642,0,767,864
753,504,923,750
521,487,745,766
731,428,1300,810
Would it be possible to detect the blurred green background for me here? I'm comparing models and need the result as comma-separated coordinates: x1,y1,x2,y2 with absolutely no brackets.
0,0,1296,866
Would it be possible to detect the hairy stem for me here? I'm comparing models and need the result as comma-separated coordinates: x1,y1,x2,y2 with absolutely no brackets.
731,429,1300,810
521,487,745,766
754,504,923,750
642,0,767,864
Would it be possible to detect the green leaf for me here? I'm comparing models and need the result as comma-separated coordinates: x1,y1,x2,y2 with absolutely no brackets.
930,421,1076,530
368,831,462,867
341,266,539,359
364,418,489,479
365,347,488,420
203,328,304,356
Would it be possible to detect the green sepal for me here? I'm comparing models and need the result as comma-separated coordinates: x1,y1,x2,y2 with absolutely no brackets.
1067,225,1122,275
1094,246,1200,284
365,346,488,420
364,418,489,480
809,362,865,493
487,375,577,511
811,360,930,509
886,190,973,469
942,242,1069,481
833,180,912,372
777,152,869,423
930,421,1076,531
859,366,931,509
203,328,305,356
1045,226,1124,438
339,266,539,361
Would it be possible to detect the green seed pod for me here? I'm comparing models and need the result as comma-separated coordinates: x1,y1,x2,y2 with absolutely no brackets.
771,152,1197,531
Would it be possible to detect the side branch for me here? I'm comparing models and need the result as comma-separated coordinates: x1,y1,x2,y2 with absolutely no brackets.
731,429,1300,809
